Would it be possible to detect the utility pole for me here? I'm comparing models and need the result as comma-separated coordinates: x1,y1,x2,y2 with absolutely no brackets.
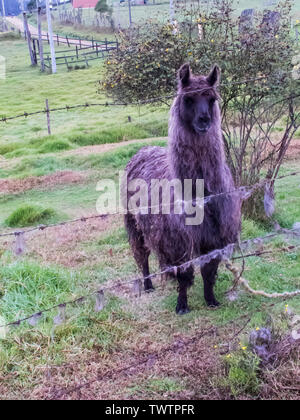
169,0,175,23
45,0,56,73
128,0,132,27
1,0,7,31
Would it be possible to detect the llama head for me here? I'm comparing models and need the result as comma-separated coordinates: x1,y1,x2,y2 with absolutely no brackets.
177,64,220,135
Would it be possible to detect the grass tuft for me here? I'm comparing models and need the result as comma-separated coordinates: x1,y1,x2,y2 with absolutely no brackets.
5,205,56,227
38,139,73,154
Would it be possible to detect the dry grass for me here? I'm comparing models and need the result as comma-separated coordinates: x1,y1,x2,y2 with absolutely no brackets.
260,334,300,400
0,170,89,196
30,326,224,400
0,215,122,267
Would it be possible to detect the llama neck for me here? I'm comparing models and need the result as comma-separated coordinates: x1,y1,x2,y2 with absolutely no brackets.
168,103,227,194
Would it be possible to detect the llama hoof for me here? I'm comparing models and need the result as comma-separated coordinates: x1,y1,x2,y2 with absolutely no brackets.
145,287,155,293
206,299,220,308
176,306,191,315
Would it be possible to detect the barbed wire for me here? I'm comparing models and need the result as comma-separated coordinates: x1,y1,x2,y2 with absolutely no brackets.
50,295,293,399
0,225,299,331
0,73,299,123
0,214,108,238
0,168,299,240
0,162,299,330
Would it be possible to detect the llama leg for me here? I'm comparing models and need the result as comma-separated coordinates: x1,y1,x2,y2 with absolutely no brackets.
142,256,155,292
201,258,220,307
124,214,154,292
176,266,194,315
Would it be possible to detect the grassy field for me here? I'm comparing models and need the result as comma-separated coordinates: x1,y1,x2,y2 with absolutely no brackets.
0,38,168,158
0,35,300,400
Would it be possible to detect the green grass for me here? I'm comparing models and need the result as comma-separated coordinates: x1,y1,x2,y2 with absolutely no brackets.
0,140,167,228
4,205,56,228
0,29,299,399
0,39,168,154
0,257,131,381
0,32,21,41
37,139,73,154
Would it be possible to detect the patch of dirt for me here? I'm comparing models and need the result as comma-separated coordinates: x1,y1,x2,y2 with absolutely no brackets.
0,137,167,174
0,170,88,195
0,215,122,268
30,327,223,400
61,137,167,158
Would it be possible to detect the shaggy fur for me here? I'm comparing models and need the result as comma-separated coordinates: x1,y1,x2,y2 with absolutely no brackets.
122,64,241,314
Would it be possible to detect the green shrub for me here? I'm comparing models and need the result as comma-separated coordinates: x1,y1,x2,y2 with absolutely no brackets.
5,205,56,227
101,0,300,223
101,1,295,106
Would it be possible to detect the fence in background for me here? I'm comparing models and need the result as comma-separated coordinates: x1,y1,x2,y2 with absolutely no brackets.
6,23,118,68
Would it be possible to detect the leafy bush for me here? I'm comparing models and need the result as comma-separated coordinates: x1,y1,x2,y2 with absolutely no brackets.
95,0,112,15
5,205,56,227
101,1,295,107
101,0,300,219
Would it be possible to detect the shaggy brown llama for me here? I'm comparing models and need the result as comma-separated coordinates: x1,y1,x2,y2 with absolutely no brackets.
122,64,241,314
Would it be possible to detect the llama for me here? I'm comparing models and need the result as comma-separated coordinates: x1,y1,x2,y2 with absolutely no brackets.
122,64,241,314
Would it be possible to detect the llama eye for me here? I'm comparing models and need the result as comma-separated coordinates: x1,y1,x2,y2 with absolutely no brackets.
209,98,216,105
184,97,194,106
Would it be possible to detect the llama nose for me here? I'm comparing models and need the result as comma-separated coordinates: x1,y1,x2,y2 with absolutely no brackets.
199,116,210,124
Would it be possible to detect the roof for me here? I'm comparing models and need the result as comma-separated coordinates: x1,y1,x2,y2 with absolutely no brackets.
72,0,99,8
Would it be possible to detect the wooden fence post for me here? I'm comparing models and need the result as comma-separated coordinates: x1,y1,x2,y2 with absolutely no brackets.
64,56,69,69
45,99,51,135
23,12,36,66
37,7,45,72
32,39,38,65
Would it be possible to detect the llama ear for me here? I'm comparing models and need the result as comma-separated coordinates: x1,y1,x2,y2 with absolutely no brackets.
178,63,191,88
207,65,220,87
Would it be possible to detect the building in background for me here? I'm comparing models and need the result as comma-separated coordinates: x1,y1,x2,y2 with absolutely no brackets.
72,0,98,8
0,0,21,16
